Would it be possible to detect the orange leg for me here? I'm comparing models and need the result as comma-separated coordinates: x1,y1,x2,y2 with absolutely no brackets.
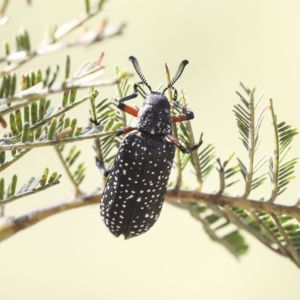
117,103,139,117
171,100,195,123
172,114,192,123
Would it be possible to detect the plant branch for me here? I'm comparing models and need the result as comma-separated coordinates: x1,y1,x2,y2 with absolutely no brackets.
169,190,300,221
0,181,60,206
0,2,125,77
0,193,99,242
0,131,114,151
3,90,100,145
0,149,30,172
0,78,116,107
1,189,300,243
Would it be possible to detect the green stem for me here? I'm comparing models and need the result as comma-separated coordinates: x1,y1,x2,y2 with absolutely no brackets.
165,63,182,190
269,99,279,202
0,0,9,16
271,213,300,268
54,146,80,196
0,80,114,109
89,87,105,177
0,149,30,173
184,202,239,258
0,181,60,207
181,91,202,190
243,88,255,197
0,131,114,151
217,159,225,194
3,91,99,145
223,207,284,256
249,210,287,256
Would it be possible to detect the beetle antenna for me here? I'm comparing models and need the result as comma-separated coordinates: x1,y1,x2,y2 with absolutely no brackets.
163,60,189,93
129,56,152,92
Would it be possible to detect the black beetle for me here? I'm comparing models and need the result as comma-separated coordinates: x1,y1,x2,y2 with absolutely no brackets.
98,56,202,238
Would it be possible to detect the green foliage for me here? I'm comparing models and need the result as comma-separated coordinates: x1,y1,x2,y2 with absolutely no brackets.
0,168,61,206
268,102,299,198
164,82,300,263
186,202,248,258
1,0,300,269
233,84,268,193
0,1,123,201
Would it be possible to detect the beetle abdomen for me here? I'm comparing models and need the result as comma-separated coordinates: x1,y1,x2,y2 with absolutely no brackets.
100,132,175,238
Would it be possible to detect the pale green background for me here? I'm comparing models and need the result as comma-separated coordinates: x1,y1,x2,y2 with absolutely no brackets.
1,0,300,299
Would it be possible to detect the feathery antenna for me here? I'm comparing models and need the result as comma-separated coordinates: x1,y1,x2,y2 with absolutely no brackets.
128,56,152,92
163,60,189,93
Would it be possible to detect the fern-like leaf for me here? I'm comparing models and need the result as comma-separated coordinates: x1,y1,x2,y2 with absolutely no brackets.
217,153,240,192
234,84,268,194
56,144,86,186
269,100,299,199
0,169,61,206
186,202,249,258
197,143,216,181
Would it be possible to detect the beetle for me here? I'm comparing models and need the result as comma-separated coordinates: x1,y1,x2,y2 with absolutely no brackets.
98,56,202,239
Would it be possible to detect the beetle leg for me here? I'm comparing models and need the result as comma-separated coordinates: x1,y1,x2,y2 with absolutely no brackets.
171,112,194,122
117,82,145,117
171,109,194,122
171,100,194,122
118,82,144,103
117,103,139,117
167,133,203,154
115,126,136,136
117,93,138,104
96,157,112,177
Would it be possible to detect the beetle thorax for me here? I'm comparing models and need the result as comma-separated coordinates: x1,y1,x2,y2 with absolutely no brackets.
135,92,172,137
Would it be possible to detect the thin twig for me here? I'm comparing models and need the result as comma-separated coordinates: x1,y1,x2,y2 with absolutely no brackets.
54,146,80,196
217,159,225,194
224,207,285,256
165,63,182,190
0,4,125,76
0,79,116,107
181,90,202,191
0,149,30,172
0,181,60,206
244,88,255,197
269,99,279,202
183,202,239,258
3,91,99,146
0,131,114,151
271,213,300,268
249,210,288,256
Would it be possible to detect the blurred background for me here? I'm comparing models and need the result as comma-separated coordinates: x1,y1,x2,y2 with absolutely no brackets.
1,0,300,299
